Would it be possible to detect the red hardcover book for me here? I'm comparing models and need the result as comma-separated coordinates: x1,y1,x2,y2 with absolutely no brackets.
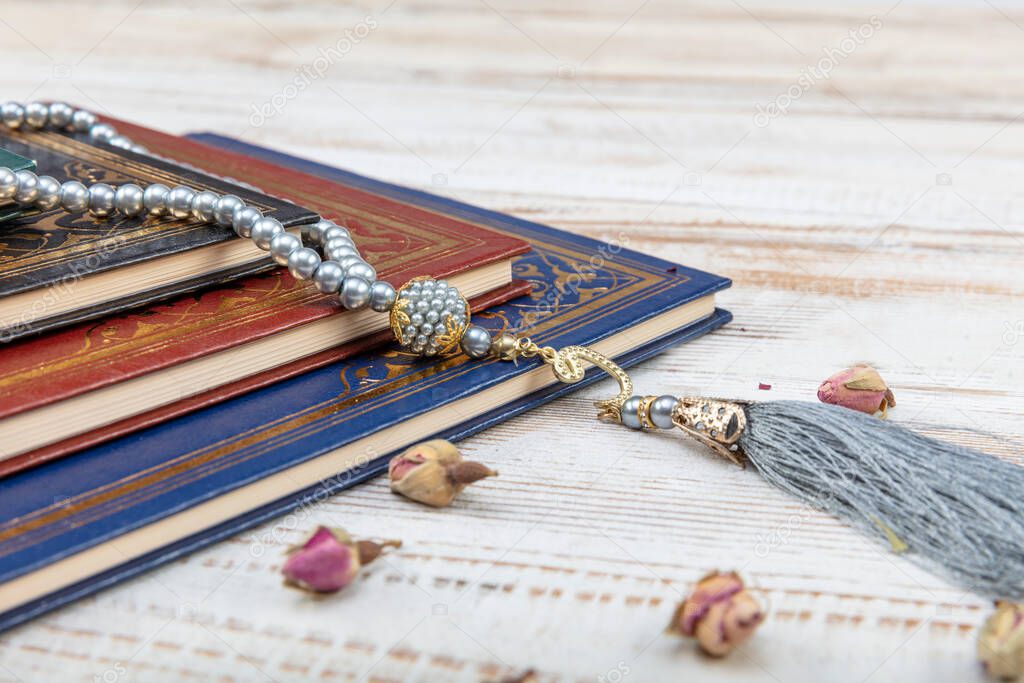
0,118,531,475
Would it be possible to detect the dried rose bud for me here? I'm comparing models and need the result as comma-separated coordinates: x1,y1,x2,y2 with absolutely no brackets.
817,365,895,415
389,439,497,507
668,571,765,657
978,601,1024,679
281,526,400,594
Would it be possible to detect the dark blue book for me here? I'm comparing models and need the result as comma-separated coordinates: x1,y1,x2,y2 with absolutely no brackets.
0,136,731,631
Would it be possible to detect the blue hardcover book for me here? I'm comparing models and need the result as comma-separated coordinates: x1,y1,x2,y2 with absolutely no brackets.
0,137,731,631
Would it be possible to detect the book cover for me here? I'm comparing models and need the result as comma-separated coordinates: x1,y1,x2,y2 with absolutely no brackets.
0,280,530,478
0,125,318,339
0,129,530,467
0,138,732,631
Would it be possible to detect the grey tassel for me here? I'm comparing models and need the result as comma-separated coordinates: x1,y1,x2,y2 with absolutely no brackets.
739,400,1024,598
524,344,1023,598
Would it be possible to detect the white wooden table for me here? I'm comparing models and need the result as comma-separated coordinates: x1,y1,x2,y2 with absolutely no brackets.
2,1,1023,680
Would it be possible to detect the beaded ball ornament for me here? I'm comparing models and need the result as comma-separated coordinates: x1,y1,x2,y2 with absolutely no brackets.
389,276,470,356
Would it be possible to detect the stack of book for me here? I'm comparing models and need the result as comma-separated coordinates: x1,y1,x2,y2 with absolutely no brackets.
0,115,731,630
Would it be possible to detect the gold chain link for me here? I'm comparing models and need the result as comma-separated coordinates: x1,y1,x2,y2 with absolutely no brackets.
510,337,558,363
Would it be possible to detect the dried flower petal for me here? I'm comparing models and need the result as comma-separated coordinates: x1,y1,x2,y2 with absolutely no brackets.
388,452,426,481
979,601,1024,680
281,527,357,593
356,538,402,565
447,460,498,485
817,365,895,415
281,526,399,594
668,571,765,657
389,439,497,507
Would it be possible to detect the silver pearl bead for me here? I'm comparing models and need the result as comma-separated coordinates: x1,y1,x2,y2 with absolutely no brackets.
337,255,361,273
620,396,643,430
23,102,48,128
288,247,321,281
311,260,345,293
71,109,98,132
322,225,351,243
35,176,61,211
326,244,358,263
59,180,89,212
369,281,397,312
324,234,355,251
269,232,302,266
0,168,17,200
114,183,146,216
48,102,74,128
143,183,170,215
14,171,39,204
88,183,116,216
346,261,376,283
166,186,196,219
232,206,262,238
339,276,372,310
1,102,24,128
324,237,356,260
649,395,679,430
301,219,339,246
108,134,133,150
250,217,284,250
88,122,117,143
190,190,219,222
460,325,491,359
213,195,244,227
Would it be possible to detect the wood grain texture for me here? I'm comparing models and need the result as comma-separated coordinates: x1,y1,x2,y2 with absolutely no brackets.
1,0,1023,680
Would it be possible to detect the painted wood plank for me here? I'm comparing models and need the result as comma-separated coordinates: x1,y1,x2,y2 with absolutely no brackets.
1,0,1021,680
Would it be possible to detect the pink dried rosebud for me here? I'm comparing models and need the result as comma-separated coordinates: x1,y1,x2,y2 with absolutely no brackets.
978,600,1024,679
668,571,764,657
281,526,400,594
389,439,497,507
817,365,895,415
